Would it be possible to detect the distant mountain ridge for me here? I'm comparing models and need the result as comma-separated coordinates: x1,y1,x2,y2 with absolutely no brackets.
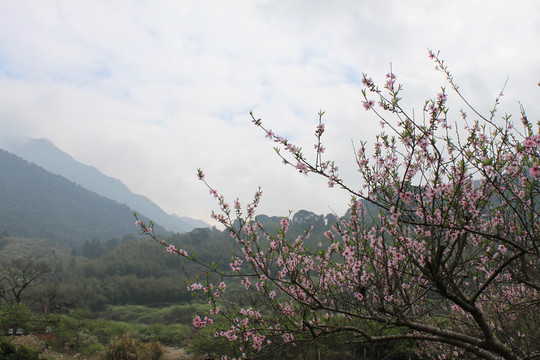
1,138,208,233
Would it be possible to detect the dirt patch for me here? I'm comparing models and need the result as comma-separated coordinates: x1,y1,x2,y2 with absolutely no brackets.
161,345,198,360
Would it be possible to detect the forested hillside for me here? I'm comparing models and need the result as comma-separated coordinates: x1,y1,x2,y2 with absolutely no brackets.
0,228,237,313
1,208,341,310
0,149,163,246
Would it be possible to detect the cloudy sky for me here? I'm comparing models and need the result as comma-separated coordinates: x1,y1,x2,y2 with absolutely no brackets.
0,0,539,224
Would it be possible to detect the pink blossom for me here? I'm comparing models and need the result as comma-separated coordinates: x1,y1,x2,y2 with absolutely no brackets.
285,143,298,154
192,315,206,328
187,283,203,291
314,144,325,154
437,93,447,103
230,258,243,272
280,302,295,316
400,191,412,205
241,277,251,289
342,246,355,262
282,333,294,343
280,218,289,232
362,100,375,110
530,165,540,177
315,123,325,135
296,161,308,174
386,72,396,90
252,335,265,351
523,134,540,148
166,244,176,254
211,306,221,315
362,77,374,87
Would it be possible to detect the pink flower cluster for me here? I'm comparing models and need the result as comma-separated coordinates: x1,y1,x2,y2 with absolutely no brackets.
192,315,213,328
362,100,375,110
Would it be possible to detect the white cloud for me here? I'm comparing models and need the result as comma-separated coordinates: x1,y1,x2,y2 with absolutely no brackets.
0,0,538,223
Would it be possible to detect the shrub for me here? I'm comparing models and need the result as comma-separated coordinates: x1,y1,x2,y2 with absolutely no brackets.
90,319,133,345
81,342,104,354
101,333,162,360
0,337,40,360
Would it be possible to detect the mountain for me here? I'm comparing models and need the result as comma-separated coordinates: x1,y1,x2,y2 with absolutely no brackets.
1,138,208,233
0,149,165,246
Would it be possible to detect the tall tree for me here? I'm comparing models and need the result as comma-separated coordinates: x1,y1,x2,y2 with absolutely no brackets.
0,258,51,305
139,51,539,360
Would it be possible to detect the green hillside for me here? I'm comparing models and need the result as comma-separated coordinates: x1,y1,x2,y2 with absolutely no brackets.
0,149,161,246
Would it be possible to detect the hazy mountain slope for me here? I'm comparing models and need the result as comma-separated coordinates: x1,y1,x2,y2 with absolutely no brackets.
6,138,208,232
0,149,161,246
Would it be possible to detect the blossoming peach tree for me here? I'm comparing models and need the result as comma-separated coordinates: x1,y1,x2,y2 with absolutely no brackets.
136,51,539,360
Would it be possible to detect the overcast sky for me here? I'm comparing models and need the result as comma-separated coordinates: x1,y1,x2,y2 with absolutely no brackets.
0,0,539,224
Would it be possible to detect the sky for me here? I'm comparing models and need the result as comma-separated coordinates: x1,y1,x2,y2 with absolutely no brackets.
0,0,539,224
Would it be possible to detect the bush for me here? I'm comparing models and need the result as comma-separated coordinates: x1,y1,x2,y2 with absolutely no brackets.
144,341,162,360
143,324,191,346
0,337,40,360
81,342,104,354
51,310,95,351
90,319,133,345
0,304,31,336
101,333,162,360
